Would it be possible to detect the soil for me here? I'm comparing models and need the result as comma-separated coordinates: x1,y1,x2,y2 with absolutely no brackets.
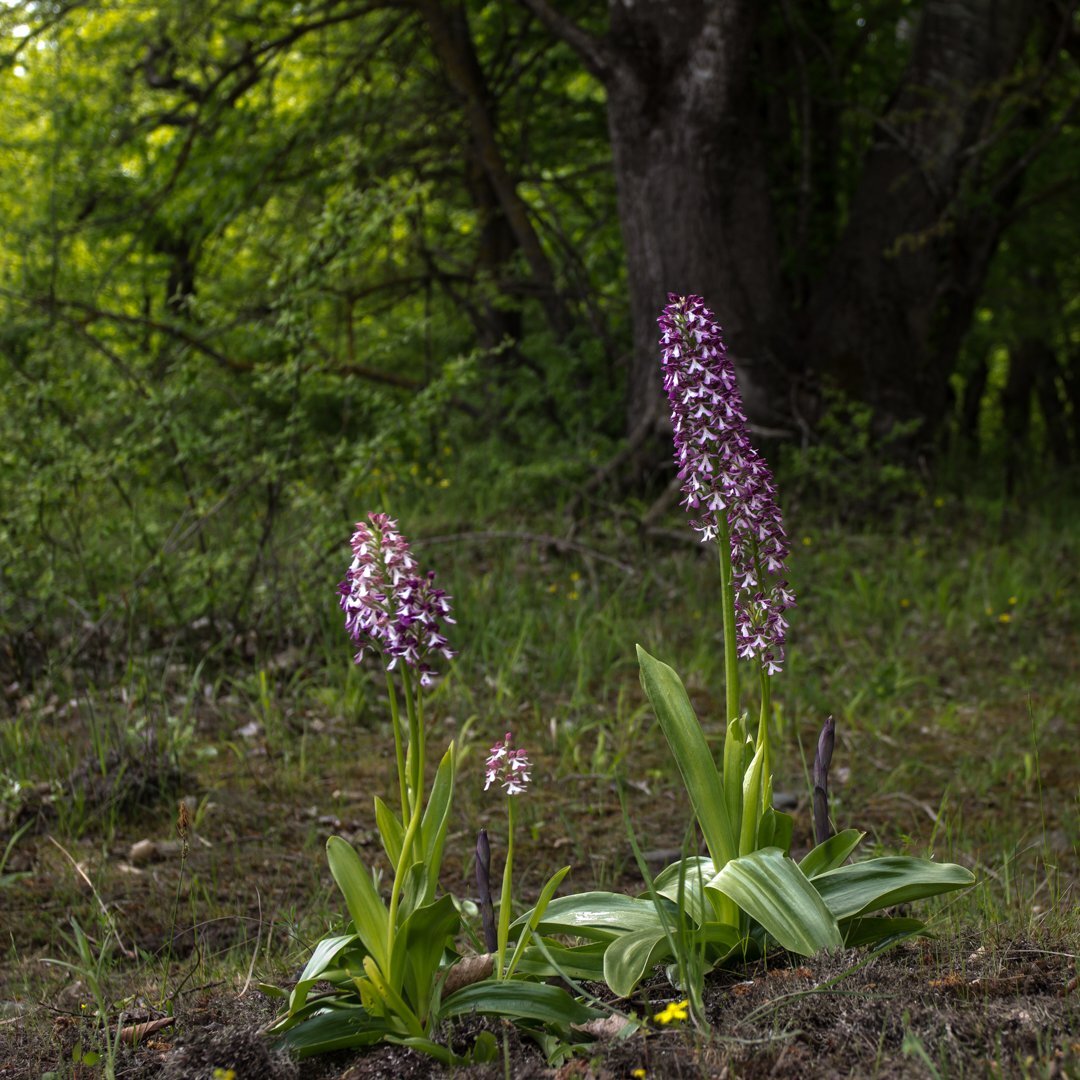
2,932,1075,1078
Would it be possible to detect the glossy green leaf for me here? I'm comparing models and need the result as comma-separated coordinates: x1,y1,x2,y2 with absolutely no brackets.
506,864,571,978
373,797,403,867
394,893,459,1021
760,807,794,854
523,890,677,941
722,715,747,848
274,1001,388,1056
738,743,765,856
707,847,843,956
799,829,865,879
813,857,975,919
603,927,673,997
326,836,388,973
653,856,715,927
840,915,927,947
441,979,602,1028
637,645,736,865
513,940,608,981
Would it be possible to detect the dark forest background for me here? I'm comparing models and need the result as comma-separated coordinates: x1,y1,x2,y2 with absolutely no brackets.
2,0,1079,674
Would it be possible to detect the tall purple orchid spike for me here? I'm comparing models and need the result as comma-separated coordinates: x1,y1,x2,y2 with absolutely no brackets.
338,513,456,687
658,294,795,673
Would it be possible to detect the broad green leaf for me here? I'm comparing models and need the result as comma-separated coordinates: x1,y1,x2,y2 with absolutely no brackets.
722,715,747,847
326,836,388,973
441,979,602,1028
637,645,736,865
522,890,677,941
506,864,571,978
603,928,673,997
653,856,714,927
707,847,843,956
840,915,926,947
799,829,865,879
513,940,608,981
274,1003,388,1057
363,955,423,1037
295,933,358,987
760,808,794,854
739,743,765,856
374,797,403,867
393,893,459,1022
813,857,975,919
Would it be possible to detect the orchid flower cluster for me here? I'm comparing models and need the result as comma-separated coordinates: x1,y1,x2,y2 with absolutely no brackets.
338,512,455,688
659,295,795,675
484,731,532,795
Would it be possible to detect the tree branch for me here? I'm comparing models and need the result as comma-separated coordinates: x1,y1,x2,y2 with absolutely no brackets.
512,0,614,82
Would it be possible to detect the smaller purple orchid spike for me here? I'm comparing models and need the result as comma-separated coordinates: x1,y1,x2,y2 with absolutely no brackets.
484,731,532,796
475,828,497,953
338,513,456,687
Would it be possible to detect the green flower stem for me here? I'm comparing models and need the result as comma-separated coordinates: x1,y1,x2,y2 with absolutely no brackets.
386,673,408,822
402,668,423,814
716,517,740,726
496,798,515,979
387,667,425,967
757,668,772,810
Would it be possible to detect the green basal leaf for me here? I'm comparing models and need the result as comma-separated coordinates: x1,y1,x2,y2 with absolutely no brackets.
707,847,843,956
603,927,673,997
840,915,927,947
520,890,678,941
441,979,602,1028
363,955,424,1037
374,796,404,867
759,808,794,854
813,857,975,919
513,940,608,981
506,864,571,979
799,829,865,879
326,836,389,973
274,1003,389,1057
419,743,455,905
652,856,715,927
636,645,737,866
395,893,459,1021
723,714,747,849
738,744,765,856
295,933,359,987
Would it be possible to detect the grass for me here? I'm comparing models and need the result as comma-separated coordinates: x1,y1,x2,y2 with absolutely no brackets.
0,487,1077,1077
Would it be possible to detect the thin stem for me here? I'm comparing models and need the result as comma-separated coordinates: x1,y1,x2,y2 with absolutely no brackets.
496,797,515,979
758,668,772,810
401,667,422,814
386,672,408,821
716,517,740,724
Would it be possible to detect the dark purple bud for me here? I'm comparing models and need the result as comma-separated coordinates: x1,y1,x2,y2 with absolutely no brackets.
475,828,497,953
813,716,835,847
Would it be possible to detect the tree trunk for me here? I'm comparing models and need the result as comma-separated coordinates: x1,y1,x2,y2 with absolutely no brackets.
804,0,1036,436
604,2,789,437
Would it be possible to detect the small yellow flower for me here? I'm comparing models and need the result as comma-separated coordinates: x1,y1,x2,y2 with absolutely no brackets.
438,478,450,488
985,605,993,616
567,590,580,601
212,1070,236,1080
569,570,581,583
547,583,558,593
998,613,1012,624
632,1070,648,1079
1008,596,1018,606
933,496,945,508
900,598,911,608
801,536,813,546
653,999,689,1024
